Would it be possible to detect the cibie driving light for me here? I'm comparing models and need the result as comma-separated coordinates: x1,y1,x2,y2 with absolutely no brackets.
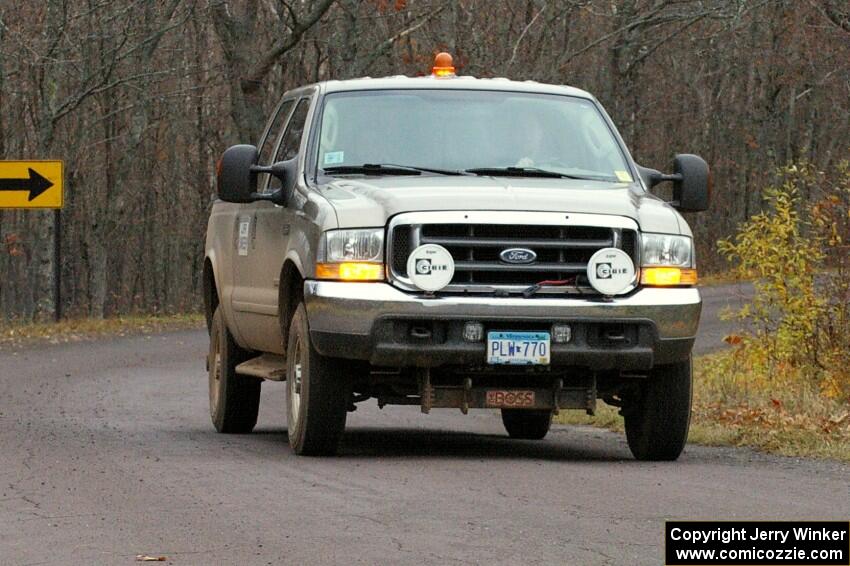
316,228,385,281
431,52,456,77
640,233,697,286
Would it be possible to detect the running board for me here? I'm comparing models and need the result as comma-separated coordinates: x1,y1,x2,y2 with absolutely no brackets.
236,354,286,381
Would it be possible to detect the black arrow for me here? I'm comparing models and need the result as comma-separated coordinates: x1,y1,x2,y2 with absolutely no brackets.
0,168,54,202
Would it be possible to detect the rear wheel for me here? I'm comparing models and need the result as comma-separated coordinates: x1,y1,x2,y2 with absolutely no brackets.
286,303,350,456
501,409,553,440
624,357,692,461
208,306,261,433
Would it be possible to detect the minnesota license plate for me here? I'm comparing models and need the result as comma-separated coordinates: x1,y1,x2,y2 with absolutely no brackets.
487,331,551,365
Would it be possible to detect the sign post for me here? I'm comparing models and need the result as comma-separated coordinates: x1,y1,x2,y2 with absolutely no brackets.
0,161,65,320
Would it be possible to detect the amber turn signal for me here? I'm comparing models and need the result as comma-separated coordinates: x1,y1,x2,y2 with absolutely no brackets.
316,262,385,281
641,267,698,286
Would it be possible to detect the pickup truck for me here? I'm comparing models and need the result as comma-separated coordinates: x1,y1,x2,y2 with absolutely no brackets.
203,53,709,460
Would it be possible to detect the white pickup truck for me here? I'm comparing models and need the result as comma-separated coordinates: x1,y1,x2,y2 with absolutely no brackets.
203,53,709,460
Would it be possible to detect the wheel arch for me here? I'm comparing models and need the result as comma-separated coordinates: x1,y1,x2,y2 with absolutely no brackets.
202,256,219,334
278,256,306,348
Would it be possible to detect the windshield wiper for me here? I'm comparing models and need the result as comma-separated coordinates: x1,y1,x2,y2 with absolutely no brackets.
323,164,419,176
383,163,469,176
465,167,597,180
323,163,467,176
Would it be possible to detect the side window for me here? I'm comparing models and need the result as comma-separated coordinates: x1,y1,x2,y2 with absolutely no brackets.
257,99,294,190
268,97,311,191
276,98,311,163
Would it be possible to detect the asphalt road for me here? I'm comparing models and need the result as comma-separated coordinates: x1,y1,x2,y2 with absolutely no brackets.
693,281,754,355
2,284,847,566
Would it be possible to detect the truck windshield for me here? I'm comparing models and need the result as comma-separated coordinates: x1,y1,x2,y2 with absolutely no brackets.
317,89,632,183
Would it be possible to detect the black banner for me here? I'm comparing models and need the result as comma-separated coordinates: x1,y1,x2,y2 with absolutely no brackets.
666,521,849,565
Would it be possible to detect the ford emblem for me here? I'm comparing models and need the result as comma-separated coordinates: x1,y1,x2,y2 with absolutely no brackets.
500,248,537,264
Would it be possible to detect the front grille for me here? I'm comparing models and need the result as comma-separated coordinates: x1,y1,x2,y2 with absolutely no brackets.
389,222,639,294
391,225,412,275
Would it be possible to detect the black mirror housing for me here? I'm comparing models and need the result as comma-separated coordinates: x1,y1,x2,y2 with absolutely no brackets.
217,145,259,203
637,165,663,190
252,158,298,206
279,158,299,198
217,146,300,206
639,154,711,213
672,154,711,212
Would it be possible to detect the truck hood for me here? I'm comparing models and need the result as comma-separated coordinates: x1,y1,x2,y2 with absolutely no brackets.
318,176,687,235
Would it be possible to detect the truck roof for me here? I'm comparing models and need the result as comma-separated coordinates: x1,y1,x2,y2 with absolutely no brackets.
313,75,595,99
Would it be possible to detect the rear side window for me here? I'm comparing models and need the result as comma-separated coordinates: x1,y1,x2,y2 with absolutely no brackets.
257,99,294,190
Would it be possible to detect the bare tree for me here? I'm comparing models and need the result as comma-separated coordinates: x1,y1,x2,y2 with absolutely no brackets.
210,0,337,141
0,0,848,321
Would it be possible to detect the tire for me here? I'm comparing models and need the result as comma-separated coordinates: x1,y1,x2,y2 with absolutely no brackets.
501,409,553,440
286,303,349,456
624,357,692,461
208,306,262,433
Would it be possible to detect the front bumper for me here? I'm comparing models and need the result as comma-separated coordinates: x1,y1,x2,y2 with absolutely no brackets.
304,281,701,370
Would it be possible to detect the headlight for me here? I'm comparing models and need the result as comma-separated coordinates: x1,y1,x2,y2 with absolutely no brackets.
641,233,693,267
320,228,384,262
640,233,697,286
317,228,385,281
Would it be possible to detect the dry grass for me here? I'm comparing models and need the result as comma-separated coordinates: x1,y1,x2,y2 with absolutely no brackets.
555,351,850,462
698,269,743,287
0,313,205,349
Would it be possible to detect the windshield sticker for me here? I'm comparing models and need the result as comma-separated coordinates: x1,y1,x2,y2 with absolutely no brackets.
615,170,633,183
323,151,345,166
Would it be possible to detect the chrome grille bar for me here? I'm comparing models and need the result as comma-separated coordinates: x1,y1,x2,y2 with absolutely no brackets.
386,211,640,295
419,236,614,249
453,261,587,273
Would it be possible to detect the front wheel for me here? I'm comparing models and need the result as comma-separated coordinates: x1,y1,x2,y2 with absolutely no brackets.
286,303,350,456
624,357,692,461
501,409,553,440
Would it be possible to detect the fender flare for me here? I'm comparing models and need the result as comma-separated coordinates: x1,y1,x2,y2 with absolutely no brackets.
278,251,307,346
202,253,221,333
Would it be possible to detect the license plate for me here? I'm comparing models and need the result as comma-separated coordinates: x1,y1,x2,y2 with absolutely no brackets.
485,390,536,408
487,331,550,365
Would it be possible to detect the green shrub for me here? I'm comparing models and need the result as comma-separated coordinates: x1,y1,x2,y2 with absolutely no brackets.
717,160,850,400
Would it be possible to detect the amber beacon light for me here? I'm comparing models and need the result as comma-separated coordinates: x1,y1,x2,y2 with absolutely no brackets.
431,52,456,77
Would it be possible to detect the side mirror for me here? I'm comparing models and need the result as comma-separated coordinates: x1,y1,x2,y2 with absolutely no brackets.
217,146,299,206
217,145,259,203
643,154,711,213
671,154,711,212
636,165,663,191
253,158,299,206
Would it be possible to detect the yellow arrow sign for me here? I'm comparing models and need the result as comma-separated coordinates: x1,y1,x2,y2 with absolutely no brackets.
0,161,64,209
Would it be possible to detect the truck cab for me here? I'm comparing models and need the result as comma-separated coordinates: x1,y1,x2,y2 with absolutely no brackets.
203,54,709,460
